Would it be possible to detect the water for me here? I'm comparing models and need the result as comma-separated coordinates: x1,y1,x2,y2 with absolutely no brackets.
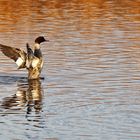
0,0,140,140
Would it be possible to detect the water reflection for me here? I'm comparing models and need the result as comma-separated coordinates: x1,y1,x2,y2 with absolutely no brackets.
1,78,43,118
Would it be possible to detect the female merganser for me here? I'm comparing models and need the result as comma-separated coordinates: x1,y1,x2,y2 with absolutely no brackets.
0,36,48,79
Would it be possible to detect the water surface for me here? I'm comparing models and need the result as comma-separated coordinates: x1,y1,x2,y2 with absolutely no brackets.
0,0,140,140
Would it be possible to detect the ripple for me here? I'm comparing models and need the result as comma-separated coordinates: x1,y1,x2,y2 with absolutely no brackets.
0,0,140,140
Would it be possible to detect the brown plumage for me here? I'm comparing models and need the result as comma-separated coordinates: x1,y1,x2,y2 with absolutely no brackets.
0,44,27,69
0,36,48,79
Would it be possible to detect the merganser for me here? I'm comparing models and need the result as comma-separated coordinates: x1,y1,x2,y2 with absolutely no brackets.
0,36,48,79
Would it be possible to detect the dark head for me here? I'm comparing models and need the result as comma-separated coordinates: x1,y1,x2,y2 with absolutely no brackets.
35,36,48,44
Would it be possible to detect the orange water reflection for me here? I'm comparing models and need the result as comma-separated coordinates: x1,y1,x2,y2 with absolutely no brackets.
0,0,139,32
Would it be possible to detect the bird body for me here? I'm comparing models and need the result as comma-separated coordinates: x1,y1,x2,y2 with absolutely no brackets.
0,36,47,79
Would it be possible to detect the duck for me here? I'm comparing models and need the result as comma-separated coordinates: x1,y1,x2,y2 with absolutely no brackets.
0,36,48,79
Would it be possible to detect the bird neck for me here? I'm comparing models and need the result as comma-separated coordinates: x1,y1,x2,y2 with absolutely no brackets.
34,43,40,49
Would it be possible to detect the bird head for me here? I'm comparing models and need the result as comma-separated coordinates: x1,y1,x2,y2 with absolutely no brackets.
35,36,49,44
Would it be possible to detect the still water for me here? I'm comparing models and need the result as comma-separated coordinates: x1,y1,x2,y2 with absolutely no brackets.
0,0,140,140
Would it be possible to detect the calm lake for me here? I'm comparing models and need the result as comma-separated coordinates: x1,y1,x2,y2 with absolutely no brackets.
0,0,140,140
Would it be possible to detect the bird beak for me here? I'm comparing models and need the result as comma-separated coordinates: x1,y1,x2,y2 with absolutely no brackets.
45,39,49,42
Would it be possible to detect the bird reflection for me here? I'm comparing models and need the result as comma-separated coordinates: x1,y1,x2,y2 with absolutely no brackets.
1,78,43,115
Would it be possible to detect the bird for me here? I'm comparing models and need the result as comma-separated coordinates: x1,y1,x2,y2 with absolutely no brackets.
0,36,48,79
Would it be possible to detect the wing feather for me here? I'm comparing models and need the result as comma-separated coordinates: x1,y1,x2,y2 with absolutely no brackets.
0,44,27,68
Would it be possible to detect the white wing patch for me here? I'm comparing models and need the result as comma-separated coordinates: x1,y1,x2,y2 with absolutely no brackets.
16,57,24,67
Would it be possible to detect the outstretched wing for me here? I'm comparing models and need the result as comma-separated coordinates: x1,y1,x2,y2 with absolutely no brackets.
26,43,34,58
0,44,27,69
